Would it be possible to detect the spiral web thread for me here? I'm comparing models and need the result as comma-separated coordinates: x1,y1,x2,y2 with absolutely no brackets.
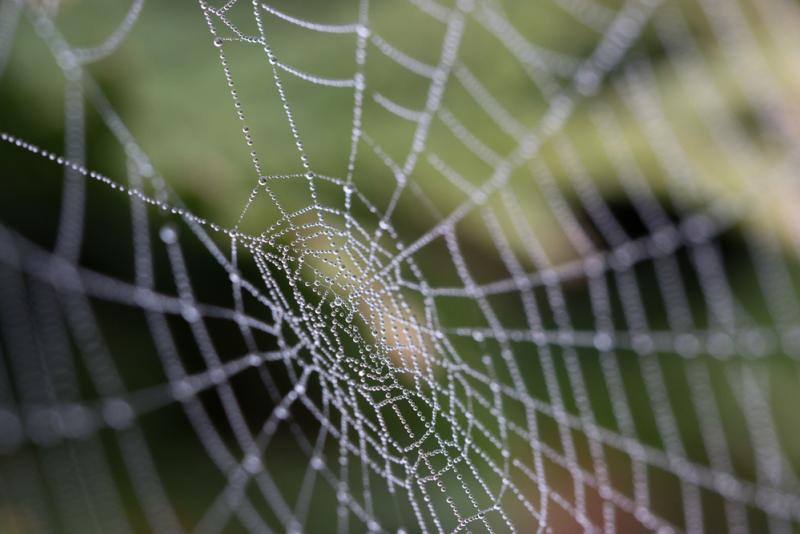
1,0,800,532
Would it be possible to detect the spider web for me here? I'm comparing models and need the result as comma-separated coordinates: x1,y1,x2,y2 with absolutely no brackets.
1,0,800,532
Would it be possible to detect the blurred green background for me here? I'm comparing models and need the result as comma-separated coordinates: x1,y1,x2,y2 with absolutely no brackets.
2,0,800,532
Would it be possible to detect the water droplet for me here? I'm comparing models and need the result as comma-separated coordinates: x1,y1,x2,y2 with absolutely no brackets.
172,380,193,401
181,305,200,323
243,454,262,474
210,368,226,384
159,224,177,244
103,399,134,430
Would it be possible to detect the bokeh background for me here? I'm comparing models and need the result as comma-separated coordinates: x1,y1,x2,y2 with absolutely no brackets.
2,0,800,532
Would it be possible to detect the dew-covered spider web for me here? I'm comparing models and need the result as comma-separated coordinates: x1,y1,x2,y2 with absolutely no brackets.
2,0,800,532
